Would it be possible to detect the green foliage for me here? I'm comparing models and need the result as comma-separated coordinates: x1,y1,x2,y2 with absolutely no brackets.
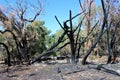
27,21,51,57
48,29,65,56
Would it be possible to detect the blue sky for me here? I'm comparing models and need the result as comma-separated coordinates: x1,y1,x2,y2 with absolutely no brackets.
43,0,101,34
42,0,80,34
0,0,101,34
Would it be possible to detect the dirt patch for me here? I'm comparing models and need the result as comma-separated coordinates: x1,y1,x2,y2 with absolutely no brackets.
0,58,120,80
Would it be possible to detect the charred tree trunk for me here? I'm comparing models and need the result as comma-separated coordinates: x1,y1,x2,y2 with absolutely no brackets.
70,35,76,64
106,26,112,64
69,11,76,64
110,23,118,63
0,43,11,66
21,35,30,64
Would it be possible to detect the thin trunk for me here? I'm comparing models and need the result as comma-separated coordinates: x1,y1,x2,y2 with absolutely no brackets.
76,45,81,62
110,23,118,63
106,27,112,64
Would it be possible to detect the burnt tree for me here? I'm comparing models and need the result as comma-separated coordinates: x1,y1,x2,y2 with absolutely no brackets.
82,0,111,65
0,0,44,65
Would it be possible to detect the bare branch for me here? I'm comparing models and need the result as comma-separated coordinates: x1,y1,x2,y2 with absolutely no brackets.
69,10,73,33
65,11,85,23
55,16,64,30
49,32,66,50
73,13,87,33
79,0,84,11
78,20,99,45
0,9,9,21
23,11,41,22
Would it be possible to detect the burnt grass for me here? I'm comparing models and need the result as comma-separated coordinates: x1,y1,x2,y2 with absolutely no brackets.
0,59,120,80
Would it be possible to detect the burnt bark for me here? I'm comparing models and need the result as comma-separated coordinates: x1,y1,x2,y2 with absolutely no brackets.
0,43,11,66
109,22,118,63
106,25,112,64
